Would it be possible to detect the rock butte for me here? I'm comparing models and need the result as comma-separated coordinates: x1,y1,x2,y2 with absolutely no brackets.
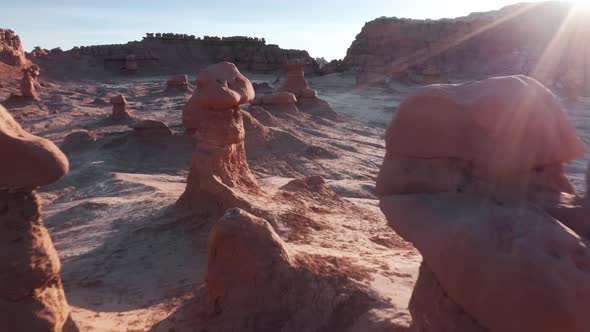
345,1,590,97
178,62,259,216
377,75,590,332
0,104,76,331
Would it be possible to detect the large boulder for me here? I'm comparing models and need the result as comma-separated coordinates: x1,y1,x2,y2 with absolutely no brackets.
279,59,309,97
377,75,584,197
110,94,132,121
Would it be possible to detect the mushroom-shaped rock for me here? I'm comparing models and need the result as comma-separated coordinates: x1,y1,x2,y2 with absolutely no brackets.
178,62,259,216
376,75,584,198
165,74,192,93
380,192,590,332
0,105,69,190
279,59,309,97
110,94,131,120
61,130,96,152
130,119,173,137
0,105,76,331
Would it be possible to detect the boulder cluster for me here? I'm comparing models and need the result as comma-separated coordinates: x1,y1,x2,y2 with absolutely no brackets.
0,105,77,331
164,74,192,93
377,75,589,331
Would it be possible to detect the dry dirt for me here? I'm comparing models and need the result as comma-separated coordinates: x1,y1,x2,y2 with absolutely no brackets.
2,69,589,331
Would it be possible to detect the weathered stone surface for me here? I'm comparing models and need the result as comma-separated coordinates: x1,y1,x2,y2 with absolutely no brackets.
409,263,487,332
0,105,69,190
0,29,27,67
345,1,590,96
130,119,173,136
195,208,379,332
0,104,75,331
280,59,310,97
165,74,192,93
178,62,259,216
61,130,97,152
110,94,132,120
376,76,583,198
381,193,590,332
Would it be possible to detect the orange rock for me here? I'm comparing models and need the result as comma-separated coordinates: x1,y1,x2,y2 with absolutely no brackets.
0,105,68,190
279,59,309,97
381,193,590,332
178,62,259,216
110,94,132,120
0,104,76,331
377,75,584,197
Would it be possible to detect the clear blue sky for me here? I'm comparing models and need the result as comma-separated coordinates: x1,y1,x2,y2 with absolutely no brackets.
1,0,546,60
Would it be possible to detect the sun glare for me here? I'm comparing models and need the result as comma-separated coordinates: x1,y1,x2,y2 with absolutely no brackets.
573,0,590,10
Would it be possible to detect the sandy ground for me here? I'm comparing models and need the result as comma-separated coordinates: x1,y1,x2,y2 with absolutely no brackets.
2,70,590,331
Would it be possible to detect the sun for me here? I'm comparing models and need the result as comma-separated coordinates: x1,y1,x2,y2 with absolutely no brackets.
572,0,590,10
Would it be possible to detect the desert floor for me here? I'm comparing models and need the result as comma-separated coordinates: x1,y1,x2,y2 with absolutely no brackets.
2,70,589,331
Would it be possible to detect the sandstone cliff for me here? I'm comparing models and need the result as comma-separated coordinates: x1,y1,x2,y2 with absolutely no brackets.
344,1,590,96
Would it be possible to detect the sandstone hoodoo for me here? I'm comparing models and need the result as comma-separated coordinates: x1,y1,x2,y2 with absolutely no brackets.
20,65,41,100
165,74,192,93
279,59,309,97
0,104,76,331
0,29,27,67
178,62,259,216
110,94,132,120
377,75,589,332
278,59,338,119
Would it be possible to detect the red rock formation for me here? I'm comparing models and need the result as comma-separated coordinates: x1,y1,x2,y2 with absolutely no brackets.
61,130,97,152
251,92,299,115
377,75,584,199
20,65,41,100
381,193,590,332
165,74,192,93
0,104,76,331
130,119,173,137
110,94,132,120
178,62,259,216
376,76,588,332
346,2,590,96
195,208,379,331
279,59,309,97
0,29,27,67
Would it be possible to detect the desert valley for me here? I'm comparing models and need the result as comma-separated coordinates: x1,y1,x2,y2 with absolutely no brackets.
2,1,590,331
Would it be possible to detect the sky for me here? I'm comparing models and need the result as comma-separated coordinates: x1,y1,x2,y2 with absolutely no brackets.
1,0,549,60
